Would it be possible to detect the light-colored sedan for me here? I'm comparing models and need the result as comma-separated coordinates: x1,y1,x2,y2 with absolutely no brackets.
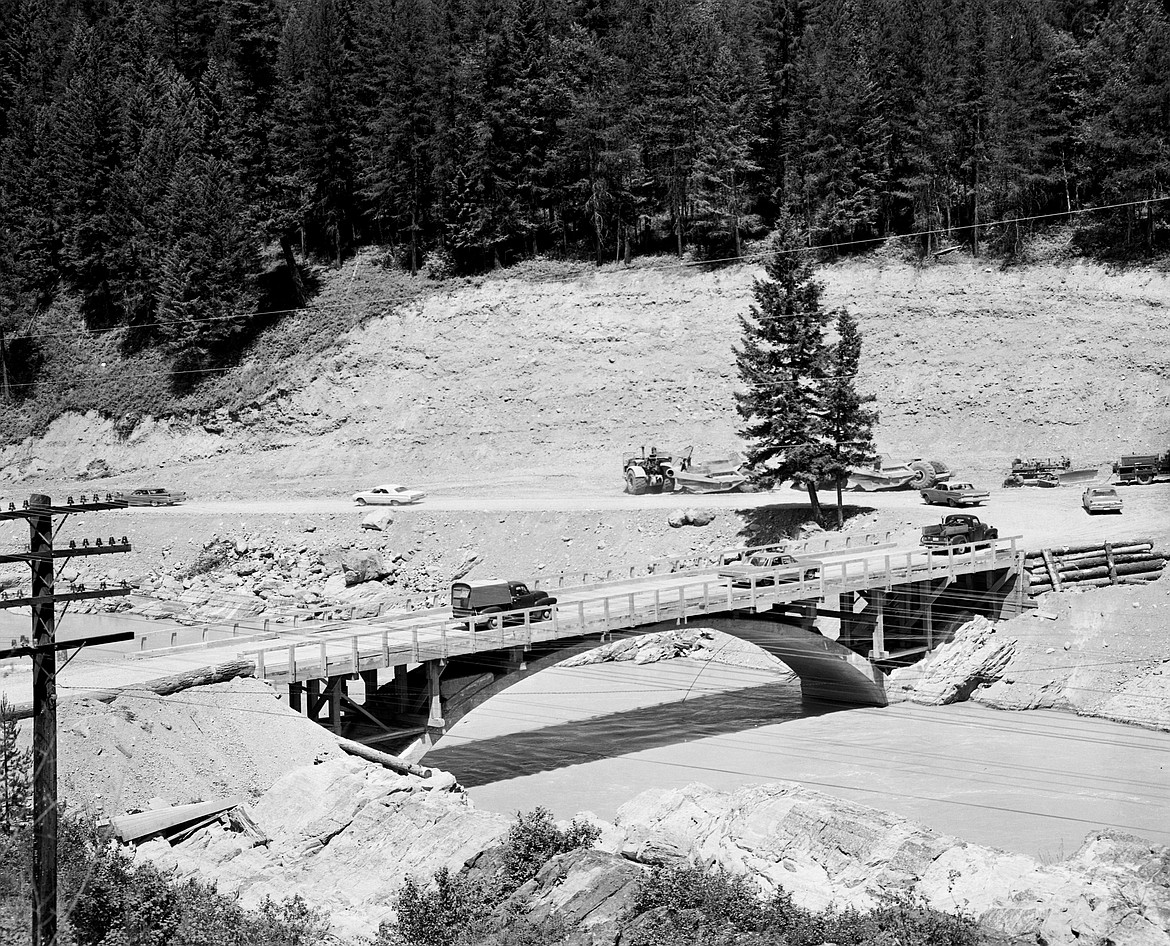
1082,486,1122,514
352,484,426,506
718,551,822,588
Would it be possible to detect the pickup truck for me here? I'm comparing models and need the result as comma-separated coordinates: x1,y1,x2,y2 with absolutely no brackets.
718,551,822,588
920,514,998,549
920,482,989,507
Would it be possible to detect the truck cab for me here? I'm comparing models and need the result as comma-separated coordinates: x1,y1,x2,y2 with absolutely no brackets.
921,514,998,548
451,579,557,629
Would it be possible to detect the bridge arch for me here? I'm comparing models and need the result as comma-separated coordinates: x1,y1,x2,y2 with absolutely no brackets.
380,615,886,763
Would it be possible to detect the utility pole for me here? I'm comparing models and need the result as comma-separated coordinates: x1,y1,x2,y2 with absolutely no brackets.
1,493,133,946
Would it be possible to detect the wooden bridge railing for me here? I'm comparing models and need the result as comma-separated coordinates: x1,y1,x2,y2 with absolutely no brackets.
248,535,1020,684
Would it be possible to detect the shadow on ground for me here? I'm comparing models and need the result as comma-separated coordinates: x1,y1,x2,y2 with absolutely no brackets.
737,503,879,547
425,677,849,787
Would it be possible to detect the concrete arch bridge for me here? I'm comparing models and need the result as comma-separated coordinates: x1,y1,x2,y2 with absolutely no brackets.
248,533,1027,760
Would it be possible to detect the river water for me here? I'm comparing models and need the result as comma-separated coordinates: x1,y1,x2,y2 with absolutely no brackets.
428,658,1170,860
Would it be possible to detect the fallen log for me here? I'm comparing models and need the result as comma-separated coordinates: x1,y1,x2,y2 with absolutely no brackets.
1025,539,1154,560
1050,553,1164,573
1029,566,1165,595
1051,543,1153,564
335,736,458,787
5,656,256,721
1058,560,1164,584
1025,550,1165,579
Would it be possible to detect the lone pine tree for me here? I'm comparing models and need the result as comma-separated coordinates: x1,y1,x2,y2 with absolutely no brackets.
735,219,877,525
822,309,878,528
734,218,832,517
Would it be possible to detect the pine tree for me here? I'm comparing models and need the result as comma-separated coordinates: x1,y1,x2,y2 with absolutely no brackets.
356,0,439,273
1082,0,1170,249
0,696,31,833
691,44,764,258
55,23,124,327
735,216,832,518
822,309,878,528
272,0,359,263
155,153,259,378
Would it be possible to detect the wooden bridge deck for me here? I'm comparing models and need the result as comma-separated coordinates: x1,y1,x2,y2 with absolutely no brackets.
249,536,1022,685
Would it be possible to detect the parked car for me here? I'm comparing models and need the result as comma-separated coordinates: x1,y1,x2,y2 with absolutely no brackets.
1082,486,1123,515
112,487,187,506
352,484,425,505
718,551,822,588
451,579,557,629
921,514,998,549
920,482,989,507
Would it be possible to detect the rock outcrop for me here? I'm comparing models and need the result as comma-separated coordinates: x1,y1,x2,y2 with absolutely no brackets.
887,575,1170,731
558,627,791,674
613,782,1170,946
886,615,1016,705
137,756,510,940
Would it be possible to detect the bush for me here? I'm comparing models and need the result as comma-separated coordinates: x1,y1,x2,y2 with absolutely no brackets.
497,808,600,894
624,866,986,946
380,808,601,946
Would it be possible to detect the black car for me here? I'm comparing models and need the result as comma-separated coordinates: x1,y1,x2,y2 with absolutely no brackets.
451,579,557,629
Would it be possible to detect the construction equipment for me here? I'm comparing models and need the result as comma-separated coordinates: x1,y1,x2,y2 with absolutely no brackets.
845,457,951,491
673,447,749,493
1113,451,1170,485
1002,456,1097,488
623,446,680,494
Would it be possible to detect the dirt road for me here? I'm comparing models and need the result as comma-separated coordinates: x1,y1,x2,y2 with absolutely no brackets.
140,480,1170,549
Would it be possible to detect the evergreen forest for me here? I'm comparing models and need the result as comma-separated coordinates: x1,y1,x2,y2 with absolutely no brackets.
0,0,1168,381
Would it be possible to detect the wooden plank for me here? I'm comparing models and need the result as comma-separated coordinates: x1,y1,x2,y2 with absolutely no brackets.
110,797,240,843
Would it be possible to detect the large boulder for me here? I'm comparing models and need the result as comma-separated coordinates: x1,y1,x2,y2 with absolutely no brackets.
361,510,393,531
667,508,717,528
342,550,388,586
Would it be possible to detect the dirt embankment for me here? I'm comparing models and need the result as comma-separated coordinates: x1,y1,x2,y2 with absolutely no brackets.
2,253,1168,499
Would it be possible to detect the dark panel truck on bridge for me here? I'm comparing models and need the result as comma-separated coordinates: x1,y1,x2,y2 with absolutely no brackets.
451,579,557,630
921,514,999,549
1113,452,1170,485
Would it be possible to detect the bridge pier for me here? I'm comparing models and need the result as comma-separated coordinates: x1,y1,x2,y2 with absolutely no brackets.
869,590,887,660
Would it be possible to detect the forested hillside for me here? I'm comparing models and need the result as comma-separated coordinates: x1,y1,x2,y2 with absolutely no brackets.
0,0,1168,392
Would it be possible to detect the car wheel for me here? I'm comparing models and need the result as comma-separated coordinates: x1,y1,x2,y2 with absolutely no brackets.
150,501,160,507
356,498,367,506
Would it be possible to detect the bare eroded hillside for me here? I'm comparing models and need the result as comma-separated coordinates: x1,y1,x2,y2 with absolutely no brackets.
2,252,1168,498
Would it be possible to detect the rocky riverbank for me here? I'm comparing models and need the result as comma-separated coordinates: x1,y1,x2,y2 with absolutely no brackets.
133,757,1170,946
887,571,1170,731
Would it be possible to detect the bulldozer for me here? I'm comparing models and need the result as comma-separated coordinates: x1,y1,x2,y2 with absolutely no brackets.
623,447,679,494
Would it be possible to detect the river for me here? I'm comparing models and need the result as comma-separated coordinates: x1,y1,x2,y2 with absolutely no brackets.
427,657,1170,861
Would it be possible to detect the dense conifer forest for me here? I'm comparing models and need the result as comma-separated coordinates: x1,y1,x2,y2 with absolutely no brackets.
0,0,1167,380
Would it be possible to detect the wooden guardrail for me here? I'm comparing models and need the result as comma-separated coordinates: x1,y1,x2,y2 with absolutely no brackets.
248,535,1020,684
532,528,907,591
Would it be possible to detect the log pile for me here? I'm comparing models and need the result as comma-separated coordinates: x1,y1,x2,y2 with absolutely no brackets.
1025,540,1167,595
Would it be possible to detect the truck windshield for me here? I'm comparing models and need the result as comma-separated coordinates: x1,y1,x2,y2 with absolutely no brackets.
451,585,471,608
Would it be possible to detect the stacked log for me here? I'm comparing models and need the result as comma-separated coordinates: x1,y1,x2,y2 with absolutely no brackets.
1024,539,1167,595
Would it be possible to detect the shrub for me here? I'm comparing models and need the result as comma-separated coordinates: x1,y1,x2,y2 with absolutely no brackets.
497,808,600,894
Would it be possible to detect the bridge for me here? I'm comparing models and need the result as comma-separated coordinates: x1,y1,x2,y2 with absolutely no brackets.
245,530,1027,760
